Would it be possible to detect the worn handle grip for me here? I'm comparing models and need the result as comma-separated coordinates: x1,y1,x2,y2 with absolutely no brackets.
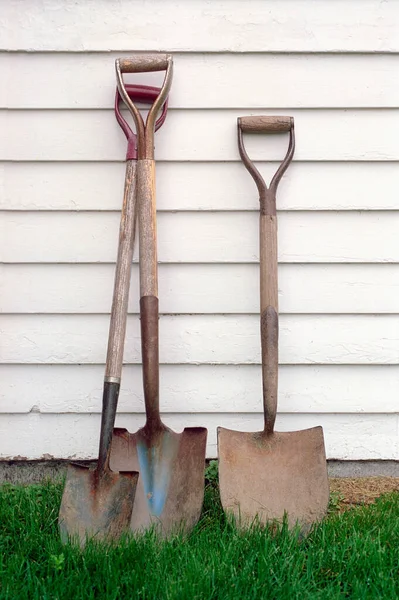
105,161,137,382
118,54,171,73
238,116,293,134
138,159,158,297
137,159,162,431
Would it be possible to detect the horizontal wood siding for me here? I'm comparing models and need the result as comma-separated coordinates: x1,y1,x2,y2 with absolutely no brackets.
3,0,398,52
2,364,398,414
1,0,398,460
2,110,399,161
2,211,399,263
1,162,399,212
2,264,399,314
2,53,399,109
0,414,397,461
2,314,398,365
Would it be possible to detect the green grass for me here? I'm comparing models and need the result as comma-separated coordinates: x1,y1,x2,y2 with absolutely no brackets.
0,473,398,599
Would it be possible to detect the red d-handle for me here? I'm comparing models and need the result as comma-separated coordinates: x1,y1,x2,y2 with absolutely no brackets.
115,84,169,160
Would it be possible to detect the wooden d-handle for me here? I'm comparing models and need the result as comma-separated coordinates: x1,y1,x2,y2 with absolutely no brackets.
238,116,293,134
237,115,295,207
237,116,295,437
115,55,173,159
118,54,171,73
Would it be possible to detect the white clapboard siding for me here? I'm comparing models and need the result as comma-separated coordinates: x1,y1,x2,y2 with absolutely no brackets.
2,162,399,212
2,211,399,264
2,264,399,315
3,53,399,109
1,364,398,415
1,315,398,365
2,0,399,462
2,110,399,162
3,0,398,52
0,413,397,461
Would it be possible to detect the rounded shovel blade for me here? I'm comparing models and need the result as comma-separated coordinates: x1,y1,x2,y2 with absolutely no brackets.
218,426,329,531
59,463,138,546
110,426,207,536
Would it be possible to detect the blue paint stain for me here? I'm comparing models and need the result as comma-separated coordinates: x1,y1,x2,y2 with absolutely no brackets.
137,434,174,517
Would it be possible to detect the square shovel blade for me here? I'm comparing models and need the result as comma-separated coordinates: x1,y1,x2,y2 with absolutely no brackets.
110,426,207,536
59,463,138,546
218,426,329,531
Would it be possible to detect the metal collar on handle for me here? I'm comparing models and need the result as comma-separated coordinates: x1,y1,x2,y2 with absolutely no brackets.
115,55,173,159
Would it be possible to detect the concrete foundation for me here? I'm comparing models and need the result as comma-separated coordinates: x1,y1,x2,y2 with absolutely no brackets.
0,459,398,484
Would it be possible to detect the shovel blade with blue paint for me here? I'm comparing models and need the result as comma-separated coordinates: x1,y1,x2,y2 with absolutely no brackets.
110,55,207,536
111,423,207,536
110,295,207,535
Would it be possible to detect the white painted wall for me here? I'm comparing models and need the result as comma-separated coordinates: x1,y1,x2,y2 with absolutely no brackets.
1,0,399,460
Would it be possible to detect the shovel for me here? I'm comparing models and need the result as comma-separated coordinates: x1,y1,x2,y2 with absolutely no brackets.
218,116,329,531
58,84,168,546
110,54,208,536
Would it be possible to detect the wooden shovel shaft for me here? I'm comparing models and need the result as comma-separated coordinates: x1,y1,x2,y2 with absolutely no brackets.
260,211,279,434
138,158,163,430
237,116,295,435
138,160,158,297
97,159,138,472
260,212,278,313
105,159,137,382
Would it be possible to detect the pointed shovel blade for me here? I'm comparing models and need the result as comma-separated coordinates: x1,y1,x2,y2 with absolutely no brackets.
218,426,329,531
59,463,138,546
110,426,207,536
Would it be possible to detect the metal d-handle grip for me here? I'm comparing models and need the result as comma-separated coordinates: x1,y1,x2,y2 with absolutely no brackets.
115,55,173,159
237,116,295,215
114,84,169,160
237,115,295,436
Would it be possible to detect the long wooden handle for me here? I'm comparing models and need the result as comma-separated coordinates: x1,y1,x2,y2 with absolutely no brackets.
97,159,137,472
138,158,163,431
260,213,279,435
104,160,137,383
138,160,158,298
237,115,295,436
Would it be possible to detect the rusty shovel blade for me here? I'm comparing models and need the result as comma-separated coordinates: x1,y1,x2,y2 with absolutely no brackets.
218,426,329,531
110,426,207,536
221,117,329,533
59,462,138,546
